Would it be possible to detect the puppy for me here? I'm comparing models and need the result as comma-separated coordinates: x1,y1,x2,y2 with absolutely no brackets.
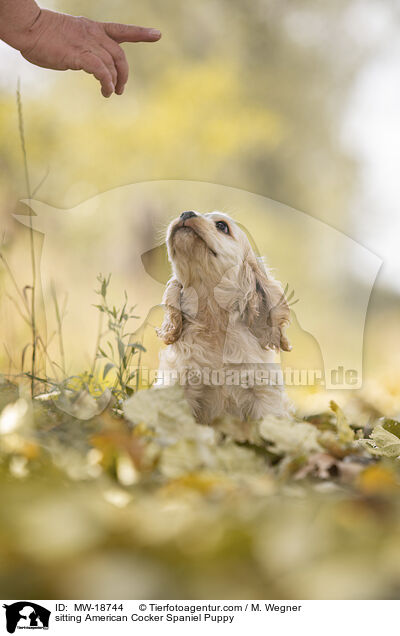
157,211,291,423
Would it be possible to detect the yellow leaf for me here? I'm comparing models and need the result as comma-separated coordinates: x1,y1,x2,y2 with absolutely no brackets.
330,401,355,445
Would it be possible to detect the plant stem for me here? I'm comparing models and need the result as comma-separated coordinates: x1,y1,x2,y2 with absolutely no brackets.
17,80,36,397
91,309,103,378
51,283,66,377
136,330,145,392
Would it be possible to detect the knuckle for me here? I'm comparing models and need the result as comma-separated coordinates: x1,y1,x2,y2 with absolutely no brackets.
114,48,125,62
76,17,94,37
113,23,125,34
86,20,101,36
89,58,103,74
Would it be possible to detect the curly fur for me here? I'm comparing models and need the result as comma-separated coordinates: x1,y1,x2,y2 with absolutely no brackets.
157,211,292,423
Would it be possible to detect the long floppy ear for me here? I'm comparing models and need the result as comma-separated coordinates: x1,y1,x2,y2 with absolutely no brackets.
239,253,291,352
156,277,183,345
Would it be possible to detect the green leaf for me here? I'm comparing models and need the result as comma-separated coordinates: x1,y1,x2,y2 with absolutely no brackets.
126,343,146,352
382,418,400,440
101,277,107,297
119,301,127,322
359,421,400,458
103,362,115,380
117,338,125,360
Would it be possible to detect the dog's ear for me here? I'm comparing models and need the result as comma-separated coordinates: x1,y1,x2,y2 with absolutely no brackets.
156,277,183,344
240,253,291,352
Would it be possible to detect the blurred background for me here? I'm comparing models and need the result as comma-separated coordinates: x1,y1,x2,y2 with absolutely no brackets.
1,0,400,600
1,0,400,411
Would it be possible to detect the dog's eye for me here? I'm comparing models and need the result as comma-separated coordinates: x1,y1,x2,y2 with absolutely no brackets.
215,220,230,234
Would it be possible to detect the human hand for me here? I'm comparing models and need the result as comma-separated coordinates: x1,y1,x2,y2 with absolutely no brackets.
6,7,161,97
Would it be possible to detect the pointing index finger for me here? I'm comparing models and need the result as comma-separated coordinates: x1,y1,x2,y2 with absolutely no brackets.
103,23,161,44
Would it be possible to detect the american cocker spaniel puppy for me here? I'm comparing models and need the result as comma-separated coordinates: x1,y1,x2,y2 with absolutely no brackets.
157,211,292,423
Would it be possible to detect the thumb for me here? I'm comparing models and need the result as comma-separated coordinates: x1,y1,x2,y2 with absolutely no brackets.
103,23,161,43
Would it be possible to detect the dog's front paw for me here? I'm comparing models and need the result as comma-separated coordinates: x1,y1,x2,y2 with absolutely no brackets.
156,309,182,345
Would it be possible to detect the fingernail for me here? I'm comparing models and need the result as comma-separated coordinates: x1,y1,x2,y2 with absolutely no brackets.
149,28,161,38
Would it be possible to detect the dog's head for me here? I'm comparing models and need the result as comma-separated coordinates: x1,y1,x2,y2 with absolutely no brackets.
158,211,291,351
166,210,244,286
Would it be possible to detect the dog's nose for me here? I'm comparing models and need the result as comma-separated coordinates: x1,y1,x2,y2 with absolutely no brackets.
180,211,197,221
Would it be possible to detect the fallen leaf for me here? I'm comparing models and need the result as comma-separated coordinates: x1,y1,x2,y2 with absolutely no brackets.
358,423,400,458
330,401,355,444
259,416,323,456
124,385,215,445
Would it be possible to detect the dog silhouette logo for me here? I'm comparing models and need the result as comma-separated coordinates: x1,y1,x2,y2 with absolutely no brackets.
13,180,381,390
3,602,51,633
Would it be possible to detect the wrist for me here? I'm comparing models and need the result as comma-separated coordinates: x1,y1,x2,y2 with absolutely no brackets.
0,0,41,51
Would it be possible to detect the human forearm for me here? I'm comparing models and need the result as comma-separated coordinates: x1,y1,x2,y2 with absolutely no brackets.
0,0,41,51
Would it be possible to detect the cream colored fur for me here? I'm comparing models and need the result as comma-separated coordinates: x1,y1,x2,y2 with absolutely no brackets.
157,211,291,424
